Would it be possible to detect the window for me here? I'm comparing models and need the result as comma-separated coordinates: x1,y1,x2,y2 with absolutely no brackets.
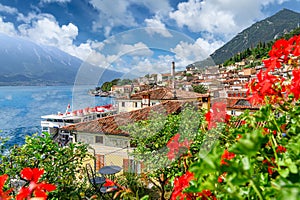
123,159,142,174
231,110,236,115
95,136,104,144
134,102,138,108
121,102,125,107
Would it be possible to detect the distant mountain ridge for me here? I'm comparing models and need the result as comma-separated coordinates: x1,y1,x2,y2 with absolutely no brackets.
210,8,300,65
0,33,123,86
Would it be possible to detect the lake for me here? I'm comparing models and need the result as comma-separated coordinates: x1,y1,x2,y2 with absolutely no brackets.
0,85,114,146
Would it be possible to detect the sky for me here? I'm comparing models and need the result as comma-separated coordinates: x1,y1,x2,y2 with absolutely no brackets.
0,0,299,77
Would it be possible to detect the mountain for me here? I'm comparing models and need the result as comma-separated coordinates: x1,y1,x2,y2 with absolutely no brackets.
210,8,300,65
0,33,123,86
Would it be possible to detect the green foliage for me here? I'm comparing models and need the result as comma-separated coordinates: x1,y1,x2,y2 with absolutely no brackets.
100,78,132,92
188,100,300,200
0,133,92,199
122,105,205,200
192,84,208,94
101,81,113,92
114,172,157,200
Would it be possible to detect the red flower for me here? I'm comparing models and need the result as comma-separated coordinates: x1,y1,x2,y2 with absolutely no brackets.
276,145,287,153
21,168,44,183
205,102,228,129
0,174,13,200
269,39,290,62
263,57,282,70
247,35,300,105
197,189,217,200
217,176,223,183
262,158,276,175
16,168,56,200
288,35,300,56
218,172,227,183
167,134,191,161
289,68,300,100
103,179,115,187
171,171,194,200
220,150,235,166
247,68,285,105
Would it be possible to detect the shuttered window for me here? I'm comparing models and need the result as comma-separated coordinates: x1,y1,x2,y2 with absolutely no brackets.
123,158,143,174
96,154,104,171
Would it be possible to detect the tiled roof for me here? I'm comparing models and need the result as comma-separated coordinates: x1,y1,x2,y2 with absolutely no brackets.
63,100,187,135
122,87,208,100
227,97,260,109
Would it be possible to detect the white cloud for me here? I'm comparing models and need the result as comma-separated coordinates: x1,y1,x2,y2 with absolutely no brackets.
118,42,154,57
145,16,172,37
0,3,18,15
90,0,137,34
0,17,17,36
40,0,71,3
114,54,175,77
169,0,289,40
171,36,224,66
18,16,78,50
89,0,171,36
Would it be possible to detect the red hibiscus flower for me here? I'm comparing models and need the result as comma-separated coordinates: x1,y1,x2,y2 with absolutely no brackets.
171,171,194,200
0,174,13,200
16,168,56,200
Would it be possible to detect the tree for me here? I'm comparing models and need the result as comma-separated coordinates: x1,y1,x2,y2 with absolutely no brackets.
122,105,204,200
0,133,93,199
101,81,113,92
192,84,208,94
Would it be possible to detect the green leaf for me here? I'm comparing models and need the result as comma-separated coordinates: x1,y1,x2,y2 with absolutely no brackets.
278,168,289,178
288,164,298,174
242,157,250,171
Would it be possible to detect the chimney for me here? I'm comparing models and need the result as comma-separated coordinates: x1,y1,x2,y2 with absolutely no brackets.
171,61,177,99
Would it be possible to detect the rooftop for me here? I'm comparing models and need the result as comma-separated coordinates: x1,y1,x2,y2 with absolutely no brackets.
120,87,208,100
63,100,188,135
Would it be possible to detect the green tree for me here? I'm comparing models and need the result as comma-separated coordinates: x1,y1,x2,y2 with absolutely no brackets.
122,105,205,200
192,84,208,94
101,81,113,92
0,133,93,199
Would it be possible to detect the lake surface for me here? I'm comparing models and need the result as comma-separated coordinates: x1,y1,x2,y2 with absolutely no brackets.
0,86,113,146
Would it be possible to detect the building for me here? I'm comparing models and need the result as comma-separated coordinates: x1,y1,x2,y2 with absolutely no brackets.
226,97,260,116
116,87,210,113
62,100,188,173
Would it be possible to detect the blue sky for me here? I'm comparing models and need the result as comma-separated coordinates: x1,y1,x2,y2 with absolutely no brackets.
0,0,299,76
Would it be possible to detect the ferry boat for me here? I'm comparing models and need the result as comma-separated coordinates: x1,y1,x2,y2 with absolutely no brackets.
41,104,117,145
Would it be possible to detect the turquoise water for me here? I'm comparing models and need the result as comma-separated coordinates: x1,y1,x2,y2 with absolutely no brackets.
0,86,113,146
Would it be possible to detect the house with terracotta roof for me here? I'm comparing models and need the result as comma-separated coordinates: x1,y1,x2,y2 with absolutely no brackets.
226,97,260,116
62,100,188,173
116,87,210,113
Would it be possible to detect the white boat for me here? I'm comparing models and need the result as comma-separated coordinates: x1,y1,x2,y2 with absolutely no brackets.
41,104,117,145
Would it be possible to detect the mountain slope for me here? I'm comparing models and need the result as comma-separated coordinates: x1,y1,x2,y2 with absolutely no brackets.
210,9,300,65
0,33,123,86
